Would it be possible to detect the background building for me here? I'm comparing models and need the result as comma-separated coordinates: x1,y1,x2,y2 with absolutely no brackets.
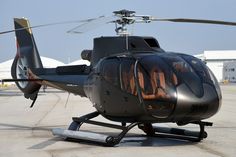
0,57,90,86
67,59,90,66
195,50,236,82
0,57,65,85
223,61,236,82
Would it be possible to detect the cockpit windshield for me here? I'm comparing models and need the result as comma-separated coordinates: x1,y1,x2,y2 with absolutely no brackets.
138,56,177,100
160,54,203,97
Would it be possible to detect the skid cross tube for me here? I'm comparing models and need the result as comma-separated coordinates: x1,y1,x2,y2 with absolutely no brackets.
71,112,139,146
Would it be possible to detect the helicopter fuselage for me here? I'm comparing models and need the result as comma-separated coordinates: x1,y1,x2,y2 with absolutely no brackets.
84,54,221,124
8,17,225,144
29,36,221,124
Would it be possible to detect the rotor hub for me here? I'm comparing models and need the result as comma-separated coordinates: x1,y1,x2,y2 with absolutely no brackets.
113,10,137,36
113,9,136,18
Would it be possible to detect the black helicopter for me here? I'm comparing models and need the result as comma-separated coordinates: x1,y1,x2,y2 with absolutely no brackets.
2,9,236,146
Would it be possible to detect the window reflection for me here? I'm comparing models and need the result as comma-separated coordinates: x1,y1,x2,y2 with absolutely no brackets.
101,58,120,87
138,56,177,100
173,61,193,73
120,60,137,95
181,55,213,84
102,56,178,101
161,55,203,97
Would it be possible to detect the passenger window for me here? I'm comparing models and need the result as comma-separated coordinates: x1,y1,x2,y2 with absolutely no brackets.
101,58,120,87
137,64,153,95
120,60,137,95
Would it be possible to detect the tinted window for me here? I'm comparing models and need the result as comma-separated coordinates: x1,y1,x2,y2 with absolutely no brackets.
101,58,120,87
138,56,177,100
181,55,213,85
161,55,203,97
120,59,137,95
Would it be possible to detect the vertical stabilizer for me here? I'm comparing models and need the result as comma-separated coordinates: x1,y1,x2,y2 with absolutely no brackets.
11,18,42,97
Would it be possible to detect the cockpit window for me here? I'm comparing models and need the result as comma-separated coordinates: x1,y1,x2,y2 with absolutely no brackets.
172,61,194,73
181,55,213,85
161,54,203,97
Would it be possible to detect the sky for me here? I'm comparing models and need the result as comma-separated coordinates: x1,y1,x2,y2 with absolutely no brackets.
1,0,236,63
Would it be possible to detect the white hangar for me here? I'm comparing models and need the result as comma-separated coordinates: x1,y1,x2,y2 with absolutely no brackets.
195,50,236,82
0,57,90,86
0,57,65,85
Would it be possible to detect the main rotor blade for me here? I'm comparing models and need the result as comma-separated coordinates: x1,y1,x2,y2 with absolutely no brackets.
0,18,98,35
152,18,236,26
67,16,117,34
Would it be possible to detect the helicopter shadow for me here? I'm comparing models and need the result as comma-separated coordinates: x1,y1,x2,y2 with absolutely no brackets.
28,137,62,149
63,130,195,147
0,122,55,131
0,123,64,149
27,131,195,149
0,123,195,148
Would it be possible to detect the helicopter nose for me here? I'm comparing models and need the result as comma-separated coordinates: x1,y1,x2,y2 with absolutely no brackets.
171,57,220,120
173,83,220,121
158,54,221,121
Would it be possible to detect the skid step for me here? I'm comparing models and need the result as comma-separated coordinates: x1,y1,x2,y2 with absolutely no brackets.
52,128,110,144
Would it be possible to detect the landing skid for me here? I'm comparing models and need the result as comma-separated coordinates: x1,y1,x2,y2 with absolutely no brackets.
52,111,139,146
52,111,213,146
138,121,213,142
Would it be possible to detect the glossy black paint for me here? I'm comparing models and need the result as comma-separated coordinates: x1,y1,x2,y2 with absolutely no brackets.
84,50,221,123
11,18,222,125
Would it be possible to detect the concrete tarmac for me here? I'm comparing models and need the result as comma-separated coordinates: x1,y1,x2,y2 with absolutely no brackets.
0,85,235,157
